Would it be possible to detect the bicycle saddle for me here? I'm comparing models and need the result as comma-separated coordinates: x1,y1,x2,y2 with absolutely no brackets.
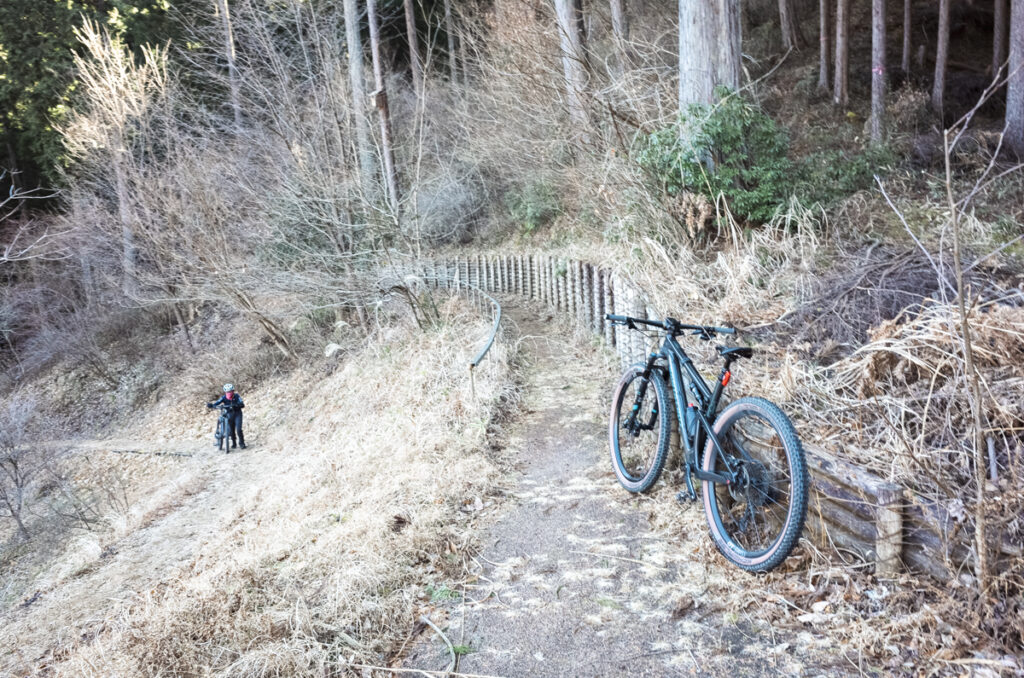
717,346,753,360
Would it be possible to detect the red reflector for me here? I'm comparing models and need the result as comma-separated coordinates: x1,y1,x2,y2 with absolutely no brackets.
721,371,731,387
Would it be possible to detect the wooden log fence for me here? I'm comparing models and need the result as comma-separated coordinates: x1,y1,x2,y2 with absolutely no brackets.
382,252,1002,578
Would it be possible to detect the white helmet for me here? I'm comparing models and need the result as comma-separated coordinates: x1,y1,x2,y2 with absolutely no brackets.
223,383,234,392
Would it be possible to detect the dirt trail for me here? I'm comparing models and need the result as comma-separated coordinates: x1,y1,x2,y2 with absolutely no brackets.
0,437,277,668
401,305,834,678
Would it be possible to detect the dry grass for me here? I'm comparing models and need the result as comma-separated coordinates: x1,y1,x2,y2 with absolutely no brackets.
0,296,517,676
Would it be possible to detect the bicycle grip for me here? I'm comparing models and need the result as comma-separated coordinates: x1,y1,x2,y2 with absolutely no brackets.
606,314,627,323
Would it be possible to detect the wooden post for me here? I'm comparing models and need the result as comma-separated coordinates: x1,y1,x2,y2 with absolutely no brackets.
604,271,615,347
875,485,904,576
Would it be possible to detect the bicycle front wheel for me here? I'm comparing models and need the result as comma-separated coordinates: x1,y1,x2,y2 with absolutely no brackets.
609,364,670,493
701,397,808,572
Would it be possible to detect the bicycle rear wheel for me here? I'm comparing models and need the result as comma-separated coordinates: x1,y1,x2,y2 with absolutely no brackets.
701,397,808,572
609,364,670,493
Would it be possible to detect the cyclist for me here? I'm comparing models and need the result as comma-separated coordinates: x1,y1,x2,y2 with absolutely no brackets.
207,383,246,450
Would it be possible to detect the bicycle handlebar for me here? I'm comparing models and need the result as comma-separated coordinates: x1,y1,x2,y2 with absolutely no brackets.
605,314,735,337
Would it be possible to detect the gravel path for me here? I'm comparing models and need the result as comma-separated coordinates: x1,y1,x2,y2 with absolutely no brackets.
400,306,826,677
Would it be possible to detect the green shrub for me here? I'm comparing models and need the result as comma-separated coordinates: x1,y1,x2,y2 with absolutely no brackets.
637,90,796,223
637,90,897,226
505,179,560,233
798,145,896,205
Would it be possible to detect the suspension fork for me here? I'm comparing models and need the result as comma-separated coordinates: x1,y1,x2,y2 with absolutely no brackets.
626,353,662,432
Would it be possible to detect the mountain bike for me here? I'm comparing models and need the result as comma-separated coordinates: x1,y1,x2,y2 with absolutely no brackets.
605,314,808,572
212,406,232,452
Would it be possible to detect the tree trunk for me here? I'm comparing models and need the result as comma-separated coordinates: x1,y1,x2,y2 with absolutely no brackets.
610,0,629,44
404,0,423,100
444,0,457,81
834,0,850,106
819,0,831,91
610,0,630,68
343,0,376,200
679,0,742,108
994,0,1008,75
1007,0,1024,156
871,0,887,143
554,0,590,139
779,0,804,50
215,0,242,130
113,150,137,299
367,0,401,213
932,0,951,114
902,0,911,74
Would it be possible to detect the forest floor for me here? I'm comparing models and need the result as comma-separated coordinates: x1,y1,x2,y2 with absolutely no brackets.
400,305,854,678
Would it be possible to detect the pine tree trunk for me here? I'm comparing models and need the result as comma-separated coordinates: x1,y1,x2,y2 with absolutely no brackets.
215,0,241,130
679,0,741,108
819,0,831,91
902,0,911,74
343,0,376,200
404,0,423,100
367,0,401,213
444,0,457,81
1007,0,1024,156
779,0,804,50
932,0,951,114
555,0,590,139
833,0,850,106
871,0,887,143
993,0,1008,75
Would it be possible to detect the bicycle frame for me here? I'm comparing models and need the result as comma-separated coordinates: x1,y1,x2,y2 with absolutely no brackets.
639,334,741,490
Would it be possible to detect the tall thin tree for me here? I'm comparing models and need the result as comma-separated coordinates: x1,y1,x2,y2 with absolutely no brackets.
215,0,241,129
833,0,850,106
994,0,1008,75
818,0,831,91
443,0,457,81
555,0,589,138
367,0,400,213
610,0,630,68
871,0,887,143
932,0,951,114
778,0,804,50
1007,0,1024,156
404,0,423,100
343,0,376,199
902,0,911,74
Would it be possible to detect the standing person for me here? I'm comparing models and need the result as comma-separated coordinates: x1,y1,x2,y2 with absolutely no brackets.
207,383,246,449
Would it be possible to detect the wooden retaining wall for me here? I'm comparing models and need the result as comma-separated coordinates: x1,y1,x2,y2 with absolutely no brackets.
393,253,978,578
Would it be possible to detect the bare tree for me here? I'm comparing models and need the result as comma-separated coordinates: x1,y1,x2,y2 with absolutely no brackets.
214,0,242,130
67,21,169,299
833,0,850,106
555,0,590,138
367,0,401,213
778,0,804,50
871,0,887,143
0,399,57,541
404,0,424,100
343,0,376,199
1008,0,1024,156
679,0,742,108
818,0,831,91
902,0,911,74
994,0,1008,76
932,0,951,113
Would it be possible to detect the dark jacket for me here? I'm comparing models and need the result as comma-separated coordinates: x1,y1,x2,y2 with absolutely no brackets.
209,392,245,411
